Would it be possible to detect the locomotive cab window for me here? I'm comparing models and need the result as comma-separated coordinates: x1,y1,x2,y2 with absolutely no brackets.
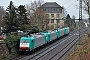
21,40,29,43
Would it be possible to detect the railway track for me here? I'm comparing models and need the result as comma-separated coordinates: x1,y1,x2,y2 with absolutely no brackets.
27,34,78,60
49,35,79,60
10,27,89,60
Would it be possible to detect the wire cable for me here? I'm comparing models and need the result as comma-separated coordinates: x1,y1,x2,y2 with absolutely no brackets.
62,0,72,5
65,0,77,9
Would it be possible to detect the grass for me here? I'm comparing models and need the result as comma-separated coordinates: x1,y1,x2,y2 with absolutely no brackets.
66,34,90,60
2,51,17,60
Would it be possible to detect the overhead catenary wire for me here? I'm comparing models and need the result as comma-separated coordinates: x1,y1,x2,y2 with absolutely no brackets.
62,0,78,14
62,0,72,5
65,0,77,9
63,0,78,17
61,0,78,12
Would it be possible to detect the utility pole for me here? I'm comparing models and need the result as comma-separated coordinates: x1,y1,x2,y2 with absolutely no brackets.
79,0,82,41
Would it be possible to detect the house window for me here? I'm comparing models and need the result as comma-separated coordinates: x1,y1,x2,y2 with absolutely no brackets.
49,8,51,12
59,8,62,13
51,8,54,12
51,19,54,23
43,8,46,11
56,14,60,18
57,19,60,23
57,8,60,12
51,14,54,18
46,8,48,12
54,8,56,12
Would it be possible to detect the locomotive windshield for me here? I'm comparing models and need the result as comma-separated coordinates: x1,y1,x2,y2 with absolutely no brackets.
20,40,30,43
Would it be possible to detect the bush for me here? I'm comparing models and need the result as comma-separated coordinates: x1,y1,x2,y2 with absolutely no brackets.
70,26,75,31
5,32,20,54
31,25,40,33
20,24,40,33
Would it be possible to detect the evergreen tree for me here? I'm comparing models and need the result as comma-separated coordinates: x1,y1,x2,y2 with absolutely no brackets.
17,5,29,30
65,14,71,27
4,1,17,33
72,15,76,27
4,2,29,32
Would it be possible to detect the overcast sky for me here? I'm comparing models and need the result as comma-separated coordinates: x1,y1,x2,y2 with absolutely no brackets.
0,0,88,18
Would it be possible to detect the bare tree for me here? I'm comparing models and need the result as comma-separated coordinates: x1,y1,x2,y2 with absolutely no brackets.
26,0,49,30
36,7,49,30
62,6,68,19
0,6,5,27
26,0,44,23
83,0,89,14
75,0,88,14
83,0,90,21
